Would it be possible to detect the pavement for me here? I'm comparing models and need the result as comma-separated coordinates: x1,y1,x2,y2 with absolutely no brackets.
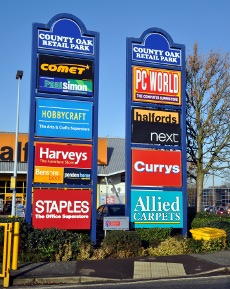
1,250,229,287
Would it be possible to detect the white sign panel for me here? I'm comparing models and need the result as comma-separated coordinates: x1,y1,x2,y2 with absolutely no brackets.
103,216,129,230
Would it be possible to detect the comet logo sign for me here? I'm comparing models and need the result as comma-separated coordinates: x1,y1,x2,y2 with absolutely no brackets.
35,142,92,168
132,149,182,187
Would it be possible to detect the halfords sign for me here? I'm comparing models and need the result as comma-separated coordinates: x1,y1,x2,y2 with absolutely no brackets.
131,190,183,228
32,189,91,229
132,108,181,146
35,142,92,168
132,149,182,187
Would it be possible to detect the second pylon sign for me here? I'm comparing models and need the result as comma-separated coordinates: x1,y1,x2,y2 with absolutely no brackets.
126,28,187,233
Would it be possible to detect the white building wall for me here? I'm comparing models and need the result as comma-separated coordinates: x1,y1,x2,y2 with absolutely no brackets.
97,182,126,207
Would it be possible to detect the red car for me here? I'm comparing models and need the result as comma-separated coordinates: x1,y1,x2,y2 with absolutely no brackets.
216,207,227,216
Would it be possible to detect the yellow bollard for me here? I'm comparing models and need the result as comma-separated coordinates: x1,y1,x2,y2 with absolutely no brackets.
3,223,12,288
12,222,20,270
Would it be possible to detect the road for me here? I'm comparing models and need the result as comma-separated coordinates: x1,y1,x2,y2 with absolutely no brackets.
12,275,230,289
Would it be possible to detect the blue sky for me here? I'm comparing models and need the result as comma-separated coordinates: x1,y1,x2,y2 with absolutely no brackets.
1,0,229,186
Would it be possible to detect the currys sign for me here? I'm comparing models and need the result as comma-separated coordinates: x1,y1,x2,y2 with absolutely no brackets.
35,142,92,168
132,149,182,187
132,31,181,66
38,18,94,55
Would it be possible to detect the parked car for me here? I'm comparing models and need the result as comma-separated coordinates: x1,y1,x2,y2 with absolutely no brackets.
225,206,230,216
96,204,125,232
216,207,227,216
203,205,211,212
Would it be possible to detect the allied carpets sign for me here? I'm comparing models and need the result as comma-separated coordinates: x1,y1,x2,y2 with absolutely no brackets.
131,149,182,187
38,54,93,96
36,98,93,139
32,189,91,229
131,190,183,228
34,142,92,168
132,66,181,105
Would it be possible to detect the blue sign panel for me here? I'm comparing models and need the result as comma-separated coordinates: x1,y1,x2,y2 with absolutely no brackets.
35,98,93,139
132,32,181,66
131,189,183,228
38,18,94,55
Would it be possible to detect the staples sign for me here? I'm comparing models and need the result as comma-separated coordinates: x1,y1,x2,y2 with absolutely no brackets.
132,149,182,187
35,142,92,168
32,189,91,229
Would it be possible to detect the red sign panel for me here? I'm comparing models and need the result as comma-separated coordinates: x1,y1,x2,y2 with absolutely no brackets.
132,66,181,105
32,189,91,229
35,142,92,168
132,149,182,187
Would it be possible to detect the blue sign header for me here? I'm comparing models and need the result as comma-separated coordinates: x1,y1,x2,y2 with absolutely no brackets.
38,18,94,55
132,32,181,66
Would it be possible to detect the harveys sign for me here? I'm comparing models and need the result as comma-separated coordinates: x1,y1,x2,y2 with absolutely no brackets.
35,142,92,168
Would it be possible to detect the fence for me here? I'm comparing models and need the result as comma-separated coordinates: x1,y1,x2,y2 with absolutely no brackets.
0,222,20,288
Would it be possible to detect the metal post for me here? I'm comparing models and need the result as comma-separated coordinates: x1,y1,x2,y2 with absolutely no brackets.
12,222,20,270
11,70,23,216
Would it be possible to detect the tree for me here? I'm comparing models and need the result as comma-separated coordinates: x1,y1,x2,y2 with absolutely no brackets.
186,43,230,212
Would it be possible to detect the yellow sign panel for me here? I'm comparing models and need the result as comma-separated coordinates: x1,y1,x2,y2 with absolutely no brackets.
10,177,16,189
133,108,180,124
34,166,64,183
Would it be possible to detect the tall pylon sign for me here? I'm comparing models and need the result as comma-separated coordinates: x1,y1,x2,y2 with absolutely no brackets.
126,28,187,235
26,14,99,241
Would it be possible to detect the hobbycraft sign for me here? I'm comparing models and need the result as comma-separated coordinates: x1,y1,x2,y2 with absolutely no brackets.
36,98,93,139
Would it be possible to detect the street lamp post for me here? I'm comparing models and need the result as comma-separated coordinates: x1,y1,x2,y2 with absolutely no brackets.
11,70,23,216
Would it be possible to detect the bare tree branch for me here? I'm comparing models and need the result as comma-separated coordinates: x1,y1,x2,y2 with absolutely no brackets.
186,43,230,212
